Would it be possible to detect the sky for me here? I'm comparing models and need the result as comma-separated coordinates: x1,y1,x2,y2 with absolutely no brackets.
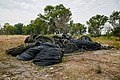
0,0,120,27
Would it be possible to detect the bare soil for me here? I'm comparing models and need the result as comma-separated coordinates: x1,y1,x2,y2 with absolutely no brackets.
0,35,120,80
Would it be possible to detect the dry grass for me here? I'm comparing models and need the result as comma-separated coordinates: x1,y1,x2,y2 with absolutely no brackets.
0,35,26,53
0,35,120,80
92,36,120,49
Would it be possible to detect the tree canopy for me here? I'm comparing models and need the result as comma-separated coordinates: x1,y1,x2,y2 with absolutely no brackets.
40,4,72,33
0,4,119,39
86,14,108,36
109,11,120,39
69,20,86,35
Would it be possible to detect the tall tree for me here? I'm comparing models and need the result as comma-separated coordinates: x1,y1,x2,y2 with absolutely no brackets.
14,23,23,34
69,21,86,35
22,25,31,35
38,4,72,34
109,11,120,40
3,23,14,34
33,18,47,34
86,14,108,36
109,11,120,27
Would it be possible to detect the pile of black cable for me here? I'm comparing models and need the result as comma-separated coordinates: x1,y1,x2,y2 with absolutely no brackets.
6,35,64,66
6,34,112,66
72,36,101,51
52,34,102,53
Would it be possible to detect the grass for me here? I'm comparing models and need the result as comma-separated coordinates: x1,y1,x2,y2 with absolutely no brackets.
91,36,120,49
71,34,120,49
0,35,120,80
0,35,26,53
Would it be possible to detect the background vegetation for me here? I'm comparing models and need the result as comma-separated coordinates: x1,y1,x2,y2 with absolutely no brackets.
0,4,120,40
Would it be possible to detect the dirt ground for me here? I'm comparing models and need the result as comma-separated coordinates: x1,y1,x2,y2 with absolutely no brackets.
0,35,120,80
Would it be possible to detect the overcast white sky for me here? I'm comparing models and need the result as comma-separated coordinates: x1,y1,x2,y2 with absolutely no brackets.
0,0,120,27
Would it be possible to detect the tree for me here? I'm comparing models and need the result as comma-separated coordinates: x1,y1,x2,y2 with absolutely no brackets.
14,23,23,34
69,21,86,35
112,27,120,40
86,14,108,36
33,18,47,34
3,23,14,34
38,4,72,34
103,23,112,38
109,11,120,40
109,11,120,27
22,25,31,35
0,28,4,34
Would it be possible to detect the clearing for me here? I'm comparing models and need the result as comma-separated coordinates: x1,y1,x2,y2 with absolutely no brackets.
0,35,120,80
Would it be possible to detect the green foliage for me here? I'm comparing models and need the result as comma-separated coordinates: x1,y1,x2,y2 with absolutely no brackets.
3,23,14,34
28,18,47,34
109,11,120,40
13,23,23,34
69,20,86,35
109,11,120,27
41,4,72,34
112,26,120,40
1,23,24,35
87,14,108,36
0,4,119,39
22,25,32,35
